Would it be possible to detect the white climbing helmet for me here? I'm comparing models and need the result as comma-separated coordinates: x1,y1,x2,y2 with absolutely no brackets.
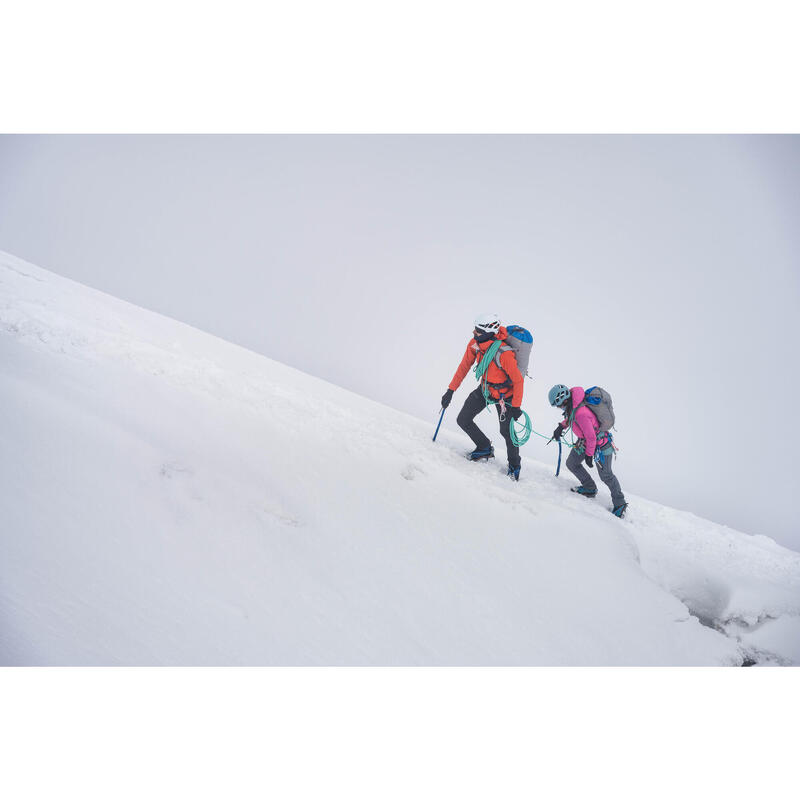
474,312,501,334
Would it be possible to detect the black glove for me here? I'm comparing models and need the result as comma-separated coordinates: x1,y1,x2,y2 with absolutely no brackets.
441,389,454,409
552,425,563,441
510,406,523,420
584,455,594,469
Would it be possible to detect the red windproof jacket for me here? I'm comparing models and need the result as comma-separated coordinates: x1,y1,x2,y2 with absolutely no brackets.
448,326,524,406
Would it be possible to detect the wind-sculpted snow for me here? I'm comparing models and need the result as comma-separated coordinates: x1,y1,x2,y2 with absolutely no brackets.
1,251,798,665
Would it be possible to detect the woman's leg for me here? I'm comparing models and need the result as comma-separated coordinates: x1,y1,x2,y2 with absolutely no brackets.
596,452,626,508
566,446,597,492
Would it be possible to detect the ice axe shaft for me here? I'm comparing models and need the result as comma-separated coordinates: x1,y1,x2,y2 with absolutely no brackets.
432,407,446,442
546,434,563,477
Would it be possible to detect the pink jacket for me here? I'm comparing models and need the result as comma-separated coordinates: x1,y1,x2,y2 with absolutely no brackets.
559,386,608,457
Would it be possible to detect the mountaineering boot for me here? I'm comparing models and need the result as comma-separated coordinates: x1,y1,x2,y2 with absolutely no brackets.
467,446,494,462
570,486,597,498
507,465,521,481
612,503,629,518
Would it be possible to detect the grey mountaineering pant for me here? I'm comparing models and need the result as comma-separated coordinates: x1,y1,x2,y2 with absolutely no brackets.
566,445,626,508
457,387,521,469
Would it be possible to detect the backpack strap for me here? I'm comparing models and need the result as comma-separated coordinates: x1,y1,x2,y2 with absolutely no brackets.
493,344,512,370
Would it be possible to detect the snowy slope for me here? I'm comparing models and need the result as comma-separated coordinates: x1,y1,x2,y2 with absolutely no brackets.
1,250,798,666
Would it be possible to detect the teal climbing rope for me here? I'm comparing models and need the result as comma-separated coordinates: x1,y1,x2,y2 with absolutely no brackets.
472,340,502,382
510,410,531,446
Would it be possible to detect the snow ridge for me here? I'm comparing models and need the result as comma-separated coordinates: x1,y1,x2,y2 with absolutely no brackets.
1,250,798,666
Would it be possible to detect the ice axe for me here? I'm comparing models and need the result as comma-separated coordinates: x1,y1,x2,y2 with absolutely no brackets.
432,407,446,442
546,434,563,477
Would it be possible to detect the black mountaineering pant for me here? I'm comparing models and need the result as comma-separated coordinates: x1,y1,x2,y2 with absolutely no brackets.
456,387,520,469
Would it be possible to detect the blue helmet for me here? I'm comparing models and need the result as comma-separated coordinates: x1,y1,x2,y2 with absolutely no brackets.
548,384,571,407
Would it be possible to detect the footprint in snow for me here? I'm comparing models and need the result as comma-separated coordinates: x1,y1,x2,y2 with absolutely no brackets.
401,463,426,481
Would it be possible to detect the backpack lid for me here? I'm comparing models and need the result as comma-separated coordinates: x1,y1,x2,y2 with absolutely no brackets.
506,325,533,344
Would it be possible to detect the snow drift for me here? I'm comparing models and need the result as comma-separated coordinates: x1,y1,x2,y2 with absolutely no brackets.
1,250,798,666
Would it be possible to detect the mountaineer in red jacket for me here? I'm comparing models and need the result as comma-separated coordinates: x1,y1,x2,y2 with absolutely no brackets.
441,313,525,480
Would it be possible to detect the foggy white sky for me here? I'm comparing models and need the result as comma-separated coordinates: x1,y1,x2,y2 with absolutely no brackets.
1,135,798,549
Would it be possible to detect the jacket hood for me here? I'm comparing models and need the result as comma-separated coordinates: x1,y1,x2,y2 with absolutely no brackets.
472,326,509,351
570,386,585,406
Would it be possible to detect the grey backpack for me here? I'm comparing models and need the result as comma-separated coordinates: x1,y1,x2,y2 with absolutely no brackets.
492,325,534,377
579,386,615,432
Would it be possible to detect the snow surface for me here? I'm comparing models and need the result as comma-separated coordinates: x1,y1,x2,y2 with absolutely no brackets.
1,250,798,666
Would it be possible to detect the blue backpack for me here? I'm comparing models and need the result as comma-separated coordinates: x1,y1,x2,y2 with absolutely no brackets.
493,325,534,377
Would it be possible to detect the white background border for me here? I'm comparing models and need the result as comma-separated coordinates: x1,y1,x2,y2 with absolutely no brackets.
2,1,799,132
2,2,797,797
2,668,796,799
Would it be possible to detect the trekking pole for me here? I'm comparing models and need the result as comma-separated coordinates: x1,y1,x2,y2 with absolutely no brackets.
432,407,446,442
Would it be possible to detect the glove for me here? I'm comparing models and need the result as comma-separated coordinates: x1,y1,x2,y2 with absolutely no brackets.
552,425,563,441
510,406,523,420
584,455,594,469
441,389,454,409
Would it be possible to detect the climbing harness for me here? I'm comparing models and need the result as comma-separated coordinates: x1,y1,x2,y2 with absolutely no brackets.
595,432,618,467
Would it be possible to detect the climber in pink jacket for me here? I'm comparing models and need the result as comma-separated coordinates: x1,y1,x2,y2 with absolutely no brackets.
549,384,628,518
553,386,611,457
